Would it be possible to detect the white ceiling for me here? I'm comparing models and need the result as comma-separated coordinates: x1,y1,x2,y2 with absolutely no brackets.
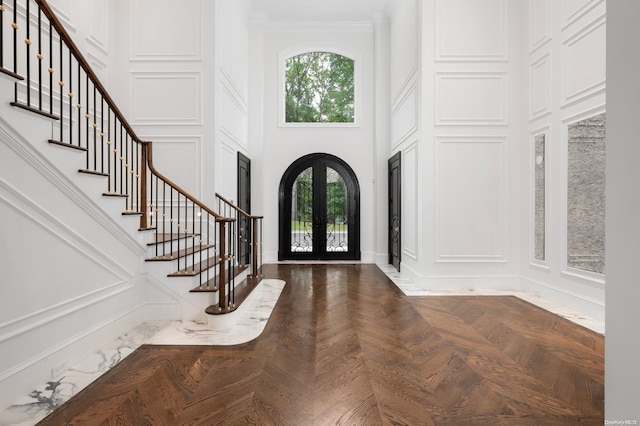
249,0,390,22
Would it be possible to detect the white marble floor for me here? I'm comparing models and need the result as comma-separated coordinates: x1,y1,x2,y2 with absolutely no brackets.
377,263,605,334
0,279,285,426
0,267,604,425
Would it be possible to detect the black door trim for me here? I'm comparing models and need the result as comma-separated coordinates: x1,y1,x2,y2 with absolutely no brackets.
237,152,251,265
388,151,401,271
278,153,360,261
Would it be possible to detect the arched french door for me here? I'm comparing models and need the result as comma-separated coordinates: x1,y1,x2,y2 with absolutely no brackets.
279,153,360,260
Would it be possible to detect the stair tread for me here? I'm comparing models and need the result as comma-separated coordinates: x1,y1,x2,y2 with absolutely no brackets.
49,140,87,152
149,233,199,245
147,244,213,261
0,67,25,81
103,192,128,198
11,101,59,120
205,272,262,315
189,265,248,292
79,169,109,177
167,255,221,277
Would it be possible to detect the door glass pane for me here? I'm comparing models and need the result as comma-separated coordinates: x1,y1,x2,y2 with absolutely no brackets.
326,167,348,252
291,167,313,252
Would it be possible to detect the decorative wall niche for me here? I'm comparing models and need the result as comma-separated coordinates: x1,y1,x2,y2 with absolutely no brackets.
567,113,605,274
534,133,546,261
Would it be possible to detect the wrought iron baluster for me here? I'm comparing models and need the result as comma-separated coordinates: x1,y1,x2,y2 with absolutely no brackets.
25,0,30,106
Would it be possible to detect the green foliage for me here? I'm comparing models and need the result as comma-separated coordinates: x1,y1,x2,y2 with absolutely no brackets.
285,52,354,123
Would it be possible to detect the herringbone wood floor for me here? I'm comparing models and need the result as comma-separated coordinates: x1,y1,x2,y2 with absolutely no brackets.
38,264,604,425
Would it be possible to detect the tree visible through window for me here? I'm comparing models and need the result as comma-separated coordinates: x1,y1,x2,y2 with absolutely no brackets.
285,52,354,123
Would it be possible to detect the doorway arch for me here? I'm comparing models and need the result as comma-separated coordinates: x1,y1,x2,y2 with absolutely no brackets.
278,153,361,260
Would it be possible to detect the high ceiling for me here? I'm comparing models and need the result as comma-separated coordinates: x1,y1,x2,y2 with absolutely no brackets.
249,0,390,22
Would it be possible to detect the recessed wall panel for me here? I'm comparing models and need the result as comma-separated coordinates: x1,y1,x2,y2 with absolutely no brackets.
144,136,201,196
436,73,507,125
436,137,506,261
562,0,603,28
391,85,418,148
436,0,507,61
562,16,606,106
530,0,552,52
390,0,418,97
131,72,201,125
530,54,551,120
130,0,202,61
88,0,107,52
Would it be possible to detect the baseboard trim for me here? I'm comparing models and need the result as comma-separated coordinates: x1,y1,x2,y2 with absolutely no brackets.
519,276,605,324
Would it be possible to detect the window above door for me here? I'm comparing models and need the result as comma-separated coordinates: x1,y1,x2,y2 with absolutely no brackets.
279,47,360,128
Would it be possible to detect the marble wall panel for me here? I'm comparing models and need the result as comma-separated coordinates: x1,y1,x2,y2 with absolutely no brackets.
535,134,545,261
567,113,605,273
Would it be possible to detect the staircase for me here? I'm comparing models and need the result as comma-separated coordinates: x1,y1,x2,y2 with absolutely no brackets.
0,0,263,323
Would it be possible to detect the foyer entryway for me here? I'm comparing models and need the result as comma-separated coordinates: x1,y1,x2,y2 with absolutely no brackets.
278,153,360,260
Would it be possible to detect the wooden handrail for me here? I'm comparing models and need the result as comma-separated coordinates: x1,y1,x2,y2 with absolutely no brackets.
34,0,233,224
34,0,142,145
7,0,240,313
215,192,263,220
146,144,232,222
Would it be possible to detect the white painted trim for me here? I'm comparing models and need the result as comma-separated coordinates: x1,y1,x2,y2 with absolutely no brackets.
434,136,509,263
435,0,508,62
0,117,145,256
435,72,508,126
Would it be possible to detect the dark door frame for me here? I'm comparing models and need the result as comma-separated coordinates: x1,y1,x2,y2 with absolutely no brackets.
278,153,361,261
388,151,401,271
237,152,251,265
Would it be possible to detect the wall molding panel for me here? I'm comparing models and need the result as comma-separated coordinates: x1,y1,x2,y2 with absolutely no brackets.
561,0,605,30
391,66,418,110
530,0,552,53
87,52,107,85
529,125,550,269
143,136,202,197
0,183,133,340
130,72,202,125
402,142,419,260
530,53,552,121
0,118,145,256
220,67,249,115
48,0,76,33
129,0,202,61
391,82,418,149
435,136,508,263
435,72,508,126
86,0,108,54
435,0,507,62
561,14,606,108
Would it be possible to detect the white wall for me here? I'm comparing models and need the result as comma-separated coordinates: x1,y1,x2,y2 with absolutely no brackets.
254,23,377,262
389,0,524,290
0,1,155,407
521,0,606,322
605,0,640,419
112,0,216,207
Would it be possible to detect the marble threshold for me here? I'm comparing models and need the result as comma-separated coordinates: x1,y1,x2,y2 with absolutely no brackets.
376,263,605,335
0,266,604,425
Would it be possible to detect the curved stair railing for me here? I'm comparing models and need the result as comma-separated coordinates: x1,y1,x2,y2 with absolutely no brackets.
216,192,264,279
0,0,251,314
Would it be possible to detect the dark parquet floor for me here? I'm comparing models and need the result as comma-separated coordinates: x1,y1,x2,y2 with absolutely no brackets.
38,264,604,425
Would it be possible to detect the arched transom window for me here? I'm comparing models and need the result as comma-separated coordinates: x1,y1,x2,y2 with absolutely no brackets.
284,52,355,123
